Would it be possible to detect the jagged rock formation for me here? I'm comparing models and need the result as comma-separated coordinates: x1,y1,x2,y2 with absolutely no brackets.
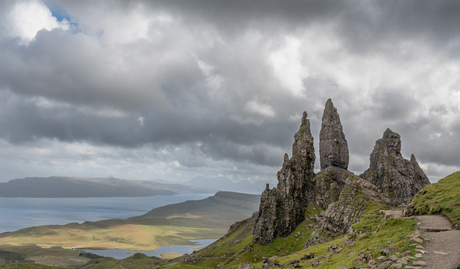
360,129,430,205
252,100,430,248
252,112,316,245
304,175,388,248
319,99,349,170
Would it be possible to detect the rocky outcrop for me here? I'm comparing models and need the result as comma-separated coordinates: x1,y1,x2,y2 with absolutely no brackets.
319,99,349,170
305,175,388,248
360,129,430,205
252,112,316,245
252,101,430,247
311,166,352,210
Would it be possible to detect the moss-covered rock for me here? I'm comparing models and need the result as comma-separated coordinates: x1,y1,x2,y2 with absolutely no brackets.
305,175,387,248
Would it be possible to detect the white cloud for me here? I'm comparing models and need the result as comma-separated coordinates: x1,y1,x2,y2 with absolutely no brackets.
4,0,69,44
137,116,145,126
245,99,276,118
269,36,307,98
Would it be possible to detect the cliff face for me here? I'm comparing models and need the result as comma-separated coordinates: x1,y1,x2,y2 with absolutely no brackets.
319,99,349,170
252,112,316,245
360,129,430,205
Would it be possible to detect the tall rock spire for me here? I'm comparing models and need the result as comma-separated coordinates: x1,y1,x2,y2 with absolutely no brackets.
360,129,430,205
252,111,315,245
319,99,349,170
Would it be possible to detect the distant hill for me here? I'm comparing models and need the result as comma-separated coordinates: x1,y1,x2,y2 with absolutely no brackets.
182,176,270,194
0,176,212,198
0,191,261,258
134,191,261,222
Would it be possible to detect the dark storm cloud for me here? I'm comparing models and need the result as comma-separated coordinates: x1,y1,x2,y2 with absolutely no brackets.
0,89,299,167
0,0,459,182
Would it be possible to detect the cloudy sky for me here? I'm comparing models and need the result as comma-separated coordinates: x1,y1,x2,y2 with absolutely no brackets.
0,0,459,183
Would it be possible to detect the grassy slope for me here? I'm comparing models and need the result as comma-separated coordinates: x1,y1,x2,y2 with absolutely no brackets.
0,264,59,269
0,221,224,252
136,191,260,221
0,244,88,268
271,216,418,269
85,202,420,269
409,171,460,226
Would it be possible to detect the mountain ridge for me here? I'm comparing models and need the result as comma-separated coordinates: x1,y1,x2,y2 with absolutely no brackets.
181,175,271,194
0,176,211,198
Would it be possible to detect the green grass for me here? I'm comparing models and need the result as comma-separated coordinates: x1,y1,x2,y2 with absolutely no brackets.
0,243,91,268
409,171,460,226
273,216,417,268
74,213,418,269
0,264,60,269
168,200,416,269
169,204,322,269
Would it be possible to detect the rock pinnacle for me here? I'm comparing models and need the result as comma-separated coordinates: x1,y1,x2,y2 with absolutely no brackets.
360,128,430,205
319,99,349,170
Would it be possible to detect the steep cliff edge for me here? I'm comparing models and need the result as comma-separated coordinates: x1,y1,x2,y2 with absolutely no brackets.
360,128,430,205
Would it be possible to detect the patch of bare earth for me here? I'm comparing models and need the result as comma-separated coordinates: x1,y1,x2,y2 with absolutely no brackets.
415,215,460,269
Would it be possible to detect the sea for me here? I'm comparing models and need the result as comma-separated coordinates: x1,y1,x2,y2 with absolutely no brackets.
0,193,217,258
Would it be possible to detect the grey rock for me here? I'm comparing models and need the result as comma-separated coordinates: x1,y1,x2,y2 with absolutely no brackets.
312,166,352,209
413,261,427,266
320,99,349,170
253,112,315,245
304,175,387,248
360,129,430,205
381,248,394,256
377,261,392,269
238,262,254,269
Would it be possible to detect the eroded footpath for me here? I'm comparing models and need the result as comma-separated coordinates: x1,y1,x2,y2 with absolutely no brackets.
414,215,460,269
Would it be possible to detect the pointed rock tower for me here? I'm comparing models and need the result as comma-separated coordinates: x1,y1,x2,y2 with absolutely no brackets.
360,129,430,205
252,112,316,245
319,99,349,170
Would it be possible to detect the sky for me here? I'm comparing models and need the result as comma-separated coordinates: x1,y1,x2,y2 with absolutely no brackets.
0,0,459,183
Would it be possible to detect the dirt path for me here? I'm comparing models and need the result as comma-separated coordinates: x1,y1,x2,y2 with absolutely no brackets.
414,215,460,269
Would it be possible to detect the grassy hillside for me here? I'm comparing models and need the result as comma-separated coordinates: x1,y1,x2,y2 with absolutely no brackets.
82,204,421,269
407,171,460,226
0,244,90,268
136,191,260,221
5,214,419,269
